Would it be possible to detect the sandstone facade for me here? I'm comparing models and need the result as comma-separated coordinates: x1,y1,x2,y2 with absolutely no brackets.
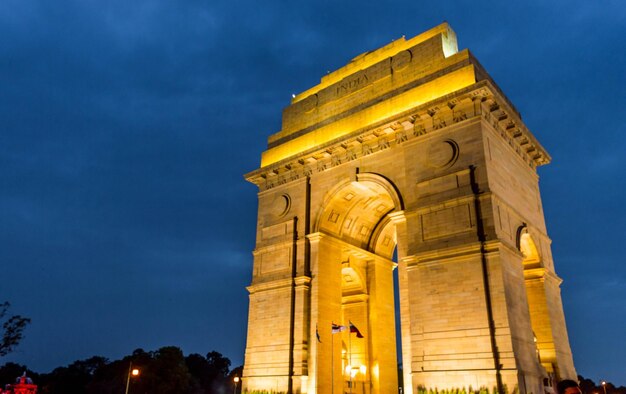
243,23,576,394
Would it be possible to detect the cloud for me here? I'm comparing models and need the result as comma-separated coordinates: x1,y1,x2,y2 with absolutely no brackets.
1,0,625,383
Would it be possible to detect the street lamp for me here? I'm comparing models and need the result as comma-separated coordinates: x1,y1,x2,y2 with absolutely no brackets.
233,376,240,394
125,362,140,394
601,381,607,394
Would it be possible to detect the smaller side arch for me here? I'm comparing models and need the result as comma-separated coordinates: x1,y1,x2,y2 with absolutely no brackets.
517,224,542,267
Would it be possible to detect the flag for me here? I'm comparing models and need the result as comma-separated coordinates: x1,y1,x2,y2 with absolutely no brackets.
316,324,322,343
349,321,364,338
331,323,347,334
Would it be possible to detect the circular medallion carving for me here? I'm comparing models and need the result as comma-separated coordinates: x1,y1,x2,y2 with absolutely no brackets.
391,50,412,72
427,139,459,168
300,94,318,113
274,194,291,217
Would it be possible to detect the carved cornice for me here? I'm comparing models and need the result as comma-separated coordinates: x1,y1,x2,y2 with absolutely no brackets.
294,276,312,288
387,210,407,224
480,86,551,168
245,81,550,191
405,242,483,270
305,232,325,243
247,276,312,294
247,278,293,294
342,293,369,304
404,239,518,269
310,231,396,266
524,267,562,285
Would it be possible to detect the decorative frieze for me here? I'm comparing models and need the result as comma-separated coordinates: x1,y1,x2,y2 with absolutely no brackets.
247,83,549,192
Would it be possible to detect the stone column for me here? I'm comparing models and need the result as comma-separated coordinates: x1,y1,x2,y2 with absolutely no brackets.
390,211,413,394
307,233,344,394
367,255,398,394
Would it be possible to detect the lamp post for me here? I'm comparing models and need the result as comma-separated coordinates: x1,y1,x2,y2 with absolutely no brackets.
124,362,140,394
601,381,607,394
233,376,240,394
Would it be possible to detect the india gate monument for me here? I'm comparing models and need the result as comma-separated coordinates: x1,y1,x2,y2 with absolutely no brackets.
242,23,576,394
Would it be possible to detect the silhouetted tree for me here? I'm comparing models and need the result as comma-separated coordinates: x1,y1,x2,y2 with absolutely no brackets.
87,358,128,394
40,364,88,394
38,357,107,394
205,350,231,393
1,346,243,394
183,350,233,394
0,302,31,357
11,352,626,394
149,346,191,393
85,347,191,394
577,375,626,394
206,351,231,377
185,353,211,393
579,375,597,394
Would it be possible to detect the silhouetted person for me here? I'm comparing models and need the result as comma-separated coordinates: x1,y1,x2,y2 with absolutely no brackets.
557,380,582,394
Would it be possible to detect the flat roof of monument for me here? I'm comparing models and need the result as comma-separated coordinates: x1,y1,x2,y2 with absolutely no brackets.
249,22,548,170
292,22,457,103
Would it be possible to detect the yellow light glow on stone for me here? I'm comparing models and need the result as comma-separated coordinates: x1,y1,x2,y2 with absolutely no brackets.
292,22,457,103
372,362,379,380
260,65,477,167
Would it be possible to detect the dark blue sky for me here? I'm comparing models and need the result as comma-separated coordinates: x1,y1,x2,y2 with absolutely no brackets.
1,0,624,385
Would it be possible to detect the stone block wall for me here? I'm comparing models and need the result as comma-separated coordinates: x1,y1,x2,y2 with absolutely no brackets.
243,22,575,394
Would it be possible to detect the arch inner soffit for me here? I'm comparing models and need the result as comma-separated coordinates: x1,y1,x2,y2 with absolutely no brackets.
318,180,398,258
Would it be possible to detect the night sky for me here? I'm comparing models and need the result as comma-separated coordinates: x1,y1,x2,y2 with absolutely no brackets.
1,0,625,385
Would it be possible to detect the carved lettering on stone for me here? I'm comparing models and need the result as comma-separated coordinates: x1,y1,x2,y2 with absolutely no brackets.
336,70,370,96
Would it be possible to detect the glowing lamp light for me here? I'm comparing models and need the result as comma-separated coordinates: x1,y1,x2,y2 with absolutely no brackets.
233,376,240,394
359,365,366,375
125,364,140,394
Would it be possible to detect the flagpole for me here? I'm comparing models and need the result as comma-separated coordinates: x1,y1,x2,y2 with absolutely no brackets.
331,322,334,394
349,322,352,394
316,323,320,394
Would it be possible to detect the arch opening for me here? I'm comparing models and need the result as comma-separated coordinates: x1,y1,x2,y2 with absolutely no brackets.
517,226,559,383
517,226,542,268
316,175,402,259
313,174,403,393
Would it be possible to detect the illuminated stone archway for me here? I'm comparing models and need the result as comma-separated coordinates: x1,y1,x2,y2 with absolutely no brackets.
309,174,402,394
243,23,576,394
518,226,576,387
315,173,402,257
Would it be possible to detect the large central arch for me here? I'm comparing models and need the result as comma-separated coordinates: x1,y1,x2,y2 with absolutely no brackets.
309,173,403,393
242,23,576,394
